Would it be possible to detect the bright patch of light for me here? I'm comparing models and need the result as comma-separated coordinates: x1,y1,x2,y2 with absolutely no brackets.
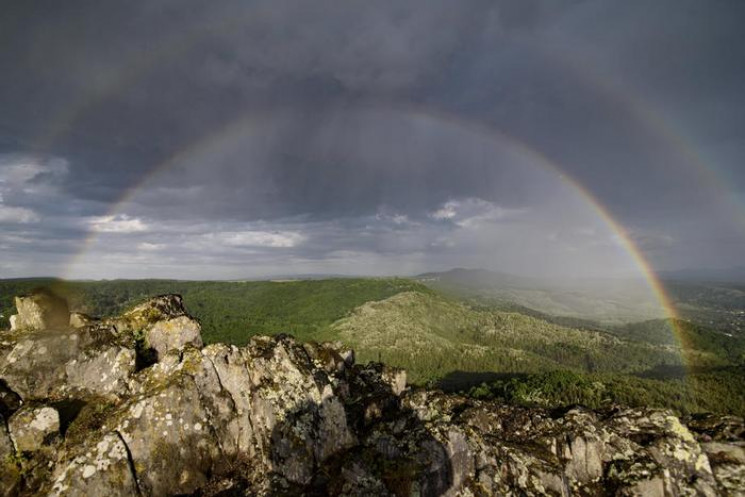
89,215,148,233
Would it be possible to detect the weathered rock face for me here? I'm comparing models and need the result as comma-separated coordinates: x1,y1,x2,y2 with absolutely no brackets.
0,324,136,400
144,315,203,359
0,292,744,497
0,414,19,495
9,406,60,453
10,291,70,332
68,313,95,329
108,294,203,360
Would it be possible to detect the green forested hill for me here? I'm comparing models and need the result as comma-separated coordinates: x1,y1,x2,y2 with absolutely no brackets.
0,278,430,343
330,291,683,383
1,277,744,415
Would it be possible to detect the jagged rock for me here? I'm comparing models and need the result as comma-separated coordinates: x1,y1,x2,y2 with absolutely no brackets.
44,336,360,496
702,442,745,496
0,292,743,497
144,315,203,359
65,343,136,396
8,406,60,453
381,366,407,396
108,295,202,359
0,325,136,400
9,291,69,331
113,294,189,333
0,414,13,456
687,413,745,442
0,414,21,497
69,312,96,329
303,340,355,374
1,292,137,401
337,462,393,496
49,432,139,497
114,348,226,495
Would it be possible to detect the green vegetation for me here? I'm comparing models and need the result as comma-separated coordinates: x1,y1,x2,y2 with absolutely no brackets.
666,280,745,335
61,398,117,446
467,367,745,416
331,291,684,383
0,278,429,343
417,268,745,334
1,277,743,416
612,318,745,365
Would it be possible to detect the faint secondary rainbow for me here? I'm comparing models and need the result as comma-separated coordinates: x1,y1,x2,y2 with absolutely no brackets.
30,12,744,242
542,43,745,235
29,8,277,155
65,104,685,357
26,9,742,268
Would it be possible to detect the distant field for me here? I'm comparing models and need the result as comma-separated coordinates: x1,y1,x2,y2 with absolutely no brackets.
1,277,744,416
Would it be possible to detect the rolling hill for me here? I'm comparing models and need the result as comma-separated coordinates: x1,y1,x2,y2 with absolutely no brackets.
329,290,683,384
414,268,668,325
2,276,744,414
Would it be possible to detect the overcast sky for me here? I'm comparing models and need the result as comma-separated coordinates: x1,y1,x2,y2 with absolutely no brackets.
0,0,743,280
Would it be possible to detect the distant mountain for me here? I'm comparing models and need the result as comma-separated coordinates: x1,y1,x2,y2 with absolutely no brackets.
415,267,541,289
231,273,359,282
414,268,667,325
658,266,745,283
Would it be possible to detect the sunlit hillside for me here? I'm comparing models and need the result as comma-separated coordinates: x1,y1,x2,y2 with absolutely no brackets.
2,277,743,415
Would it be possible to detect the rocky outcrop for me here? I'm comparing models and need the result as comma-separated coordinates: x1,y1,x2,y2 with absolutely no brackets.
10,291,69,332
108,294,203,360
8,406,60,453
0,323,137,400
68,313,95,329
0,291,743,496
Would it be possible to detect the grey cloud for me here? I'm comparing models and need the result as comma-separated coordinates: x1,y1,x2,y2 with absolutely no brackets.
0,0,743,278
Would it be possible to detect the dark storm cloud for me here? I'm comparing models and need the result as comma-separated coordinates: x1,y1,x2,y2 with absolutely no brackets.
1,0,744,277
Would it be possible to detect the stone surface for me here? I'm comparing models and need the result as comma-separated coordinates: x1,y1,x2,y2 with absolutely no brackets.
0,414,21,497
0,292,742,496
145,315,203,359
10,291,69,332
65,344,136,396
111,294,189,334
49,433,140,497
69,312,96,329
381,365,407,396
0,325,136,400
8,406,60,453
0,414,14,460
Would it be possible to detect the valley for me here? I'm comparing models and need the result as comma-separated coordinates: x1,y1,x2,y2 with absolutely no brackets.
1,274,744,416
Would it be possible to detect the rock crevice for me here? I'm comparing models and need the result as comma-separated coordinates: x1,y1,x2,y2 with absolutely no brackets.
113,429,143,497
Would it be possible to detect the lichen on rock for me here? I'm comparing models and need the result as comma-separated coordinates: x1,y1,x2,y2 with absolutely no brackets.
0,292,743,496
8,406,60,453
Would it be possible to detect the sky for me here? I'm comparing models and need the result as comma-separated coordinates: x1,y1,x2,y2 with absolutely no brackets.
0,0,744,280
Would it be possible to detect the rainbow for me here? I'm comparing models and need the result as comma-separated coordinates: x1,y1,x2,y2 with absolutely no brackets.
28,8,743,245
26,9,740,245
543,42,745,235
64,104,685,354
17,14,700,361
29,9,277,154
